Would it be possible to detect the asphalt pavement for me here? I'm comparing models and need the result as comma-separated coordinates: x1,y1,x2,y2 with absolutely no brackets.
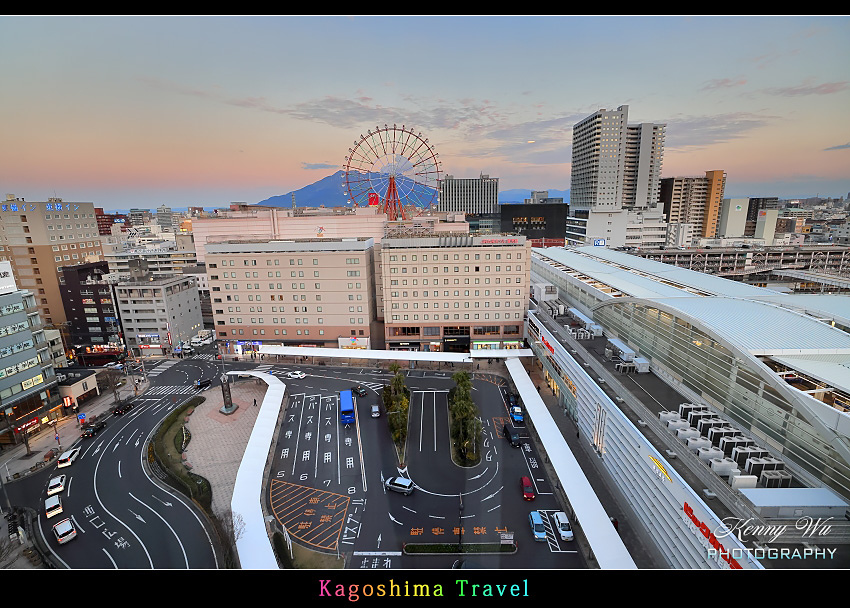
1,351,661,569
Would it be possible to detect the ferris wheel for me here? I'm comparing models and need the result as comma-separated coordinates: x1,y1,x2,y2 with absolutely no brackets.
343,124,442,220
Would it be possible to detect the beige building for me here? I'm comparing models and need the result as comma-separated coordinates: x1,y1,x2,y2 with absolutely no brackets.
659,170,727,240
381,234,531,352
0,195,103,326
205,238,381,350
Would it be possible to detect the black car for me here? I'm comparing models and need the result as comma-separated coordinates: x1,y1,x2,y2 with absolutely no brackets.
80,420,107,438
112,402,134,415
196,378,212,390
352,385,368,397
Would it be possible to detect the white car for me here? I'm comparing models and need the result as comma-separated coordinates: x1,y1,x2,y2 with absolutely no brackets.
47,475,66,496
57,447,81,468
52,518,77,544
552,511,574,541
45,495,63,519
284,371,306,379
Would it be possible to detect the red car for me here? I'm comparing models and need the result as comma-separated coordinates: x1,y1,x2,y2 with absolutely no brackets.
521,476,535,501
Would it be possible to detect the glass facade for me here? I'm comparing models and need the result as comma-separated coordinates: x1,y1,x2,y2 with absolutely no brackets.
594,300,850,500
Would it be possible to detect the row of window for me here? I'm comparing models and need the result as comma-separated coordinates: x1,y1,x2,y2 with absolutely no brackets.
214,257,361,267
390,313,522,321
388,253,521,261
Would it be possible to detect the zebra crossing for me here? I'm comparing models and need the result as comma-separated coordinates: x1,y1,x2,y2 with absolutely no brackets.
145,384,201,396
146,359,179,376
254,364,274,373
191,353,217,361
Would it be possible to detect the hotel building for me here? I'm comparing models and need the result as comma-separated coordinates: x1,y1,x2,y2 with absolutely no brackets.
205,238,380,351
0,195,102,326
381,233,531,351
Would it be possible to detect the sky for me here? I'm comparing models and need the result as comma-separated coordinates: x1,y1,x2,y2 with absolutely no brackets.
1,15,849,210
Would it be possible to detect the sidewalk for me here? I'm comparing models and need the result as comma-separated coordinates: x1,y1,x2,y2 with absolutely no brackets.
0,371,151,569
1,373,150,482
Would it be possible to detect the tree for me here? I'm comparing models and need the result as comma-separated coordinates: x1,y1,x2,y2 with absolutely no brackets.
448,371,481,464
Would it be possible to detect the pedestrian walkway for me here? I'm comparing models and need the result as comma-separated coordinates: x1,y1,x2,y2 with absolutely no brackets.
146,359,179,376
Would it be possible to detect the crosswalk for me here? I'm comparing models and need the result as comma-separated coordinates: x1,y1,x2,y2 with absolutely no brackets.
254,364,274,373
145,384,201,396
191,353,217,361
146,360,179,376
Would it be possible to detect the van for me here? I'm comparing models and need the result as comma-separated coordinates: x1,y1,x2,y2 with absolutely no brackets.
385,476,414,495
503,423,521,448
57,447,80,468
45,495,63,519
552,511,574,541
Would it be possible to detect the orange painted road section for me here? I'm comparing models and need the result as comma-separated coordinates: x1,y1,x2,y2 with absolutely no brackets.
269,479,350,552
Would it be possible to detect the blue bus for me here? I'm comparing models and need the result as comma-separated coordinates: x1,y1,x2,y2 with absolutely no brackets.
339,389,355,424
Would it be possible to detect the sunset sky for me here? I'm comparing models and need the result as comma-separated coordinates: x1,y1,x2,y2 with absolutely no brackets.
1,15,848,210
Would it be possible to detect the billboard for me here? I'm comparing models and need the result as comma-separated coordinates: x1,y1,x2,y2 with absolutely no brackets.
0,261,17,295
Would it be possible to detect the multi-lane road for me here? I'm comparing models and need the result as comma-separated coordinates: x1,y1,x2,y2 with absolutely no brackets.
8,347,223,569
10,347,587,569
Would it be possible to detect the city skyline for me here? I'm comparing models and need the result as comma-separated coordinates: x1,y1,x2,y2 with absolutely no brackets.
1,15,848,210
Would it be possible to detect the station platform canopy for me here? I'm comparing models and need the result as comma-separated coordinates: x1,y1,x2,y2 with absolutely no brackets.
258,345,533,362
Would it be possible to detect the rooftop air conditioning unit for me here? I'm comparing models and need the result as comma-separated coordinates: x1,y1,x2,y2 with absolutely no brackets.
677,427,700,442
687,436,711,452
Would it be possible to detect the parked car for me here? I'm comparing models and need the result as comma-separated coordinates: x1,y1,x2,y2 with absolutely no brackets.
503,423,521,448
56,448,80,468
521,476,535,500
284,371,306,379
47,475,66,497
352,385,368,397
529,511,547,542
80,420,107,438
552,511,574,541
52,518,77,544
509,406,524,424
385,476,414,495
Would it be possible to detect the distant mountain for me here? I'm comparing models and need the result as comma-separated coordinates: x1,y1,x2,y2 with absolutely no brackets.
256,172,569,208
499,189,570,204
258,170,349,207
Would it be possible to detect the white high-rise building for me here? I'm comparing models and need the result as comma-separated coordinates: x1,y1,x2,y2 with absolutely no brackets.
568,105,667,248
571,105,665,212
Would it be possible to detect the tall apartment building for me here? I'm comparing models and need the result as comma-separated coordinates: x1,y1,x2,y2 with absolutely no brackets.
381,234,531,352
205,238,380,350
437,174,500,214
58,261,124,365
0,195,103,326
570,105,665,212
114,273,202,357
568,106,666,248
0,261,62,446
659,170,727,240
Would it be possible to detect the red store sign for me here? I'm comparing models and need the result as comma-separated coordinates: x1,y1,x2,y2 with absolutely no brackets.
683,502,742,569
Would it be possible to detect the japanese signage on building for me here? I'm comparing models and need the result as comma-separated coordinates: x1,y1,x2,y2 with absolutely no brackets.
0,262,17,295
